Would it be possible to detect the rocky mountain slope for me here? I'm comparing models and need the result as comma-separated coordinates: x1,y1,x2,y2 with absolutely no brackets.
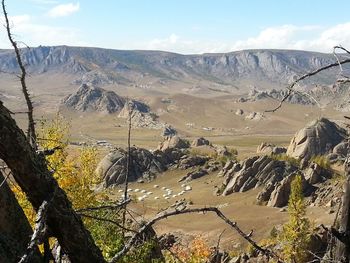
63,84,126,113
0,46,346,93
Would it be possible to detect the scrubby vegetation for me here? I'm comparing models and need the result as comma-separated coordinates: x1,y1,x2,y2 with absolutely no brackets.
310,155,331,170
270,153,300,167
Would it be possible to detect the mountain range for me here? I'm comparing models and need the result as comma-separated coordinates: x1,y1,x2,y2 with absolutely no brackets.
0,46,346,95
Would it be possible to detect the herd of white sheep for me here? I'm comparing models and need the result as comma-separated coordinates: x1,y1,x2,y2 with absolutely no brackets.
117,183,192,202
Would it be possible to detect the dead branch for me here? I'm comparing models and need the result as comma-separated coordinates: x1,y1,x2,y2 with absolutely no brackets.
265,57,350,113
109,207,284,263
122,99,133,235
19,200,49,263
334,45,350,56
1,0,37,148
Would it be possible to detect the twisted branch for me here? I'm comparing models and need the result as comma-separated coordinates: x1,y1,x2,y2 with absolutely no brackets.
109,207,284,263
2,0,37,148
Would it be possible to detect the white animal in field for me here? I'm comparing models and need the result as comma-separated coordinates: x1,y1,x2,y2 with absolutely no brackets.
118,189,123,193
127,189,132,192
154,196,160,200
161,186,166,190
172,195,177,198
138,196,145,201
147,191,153,195
162,194,168,197
134,189,140,192
181,184,186,188
184,185,192,191
140,189,146,193
164,196,170,200
154,185,159,188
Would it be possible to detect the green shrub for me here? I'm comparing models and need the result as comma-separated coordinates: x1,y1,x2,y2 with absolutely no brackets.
310,155,331,170
270,153,300,167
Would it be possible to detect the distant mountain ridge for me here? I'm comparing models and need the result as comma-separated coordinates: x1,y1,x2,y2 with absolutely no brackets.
0,46,346,92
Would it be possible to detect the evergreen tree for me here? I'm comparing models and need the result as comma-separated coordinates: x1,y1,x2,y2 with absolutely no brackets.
280,174,312,263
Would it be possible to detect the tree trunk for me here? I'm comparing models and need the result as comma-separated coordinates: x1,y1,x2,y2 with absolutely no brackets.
0,101,105,263
0,170,42,262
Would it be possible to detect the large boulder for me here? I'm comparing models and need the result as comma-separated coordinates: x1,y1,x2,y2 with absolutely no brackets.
329,141,349,162
256,142,287,155
96,147,166,187
191,137,210,147
157,136,190,151
287,118,347,165
178,168,208,183
267,173,310,207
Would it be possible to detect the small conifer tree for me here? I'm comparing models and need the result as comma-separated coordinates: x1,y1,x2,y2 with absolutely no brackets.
280,174,312,262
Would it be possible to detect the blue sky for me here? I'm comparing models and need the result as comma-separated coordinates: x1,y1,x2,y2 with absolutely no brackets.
1,0,350,54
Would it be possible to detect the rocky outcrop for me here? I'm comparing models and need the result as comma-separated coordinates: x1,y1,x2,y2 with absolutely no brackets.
220,156,299,207
328,141,349,163
179,168,208,183
191,137,210,147
217,160,241,178
219,150,339,207
96,147,166,187
178,155,208,169
245,111,264,120
97,135,213,187
267,173,310,207
287,118,347,165
157,136,190,151
118,101,165,129
162,126,177,137
241,88,316,105
256,142,286,155
304,162,332,184
63,84,126,113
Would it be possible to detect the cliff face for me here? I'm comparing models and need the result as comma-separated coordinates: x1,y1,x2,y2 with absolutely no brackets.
0,46,342,91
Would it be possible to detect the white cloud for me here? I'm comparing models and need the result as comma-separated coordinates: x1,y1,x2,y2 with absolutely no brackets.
145,34,222,54
139,23,350,54
0,14,85,48
47,2,80,18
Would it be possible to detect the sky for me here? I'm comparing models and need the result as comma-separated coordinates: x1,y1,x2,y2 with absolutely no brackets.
0,0,350,54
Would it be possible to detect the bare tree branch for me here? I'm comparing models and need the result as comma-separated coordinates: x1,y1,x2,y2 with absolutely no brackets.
122,99,133,236
109,207,284,263
1,0,37,148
